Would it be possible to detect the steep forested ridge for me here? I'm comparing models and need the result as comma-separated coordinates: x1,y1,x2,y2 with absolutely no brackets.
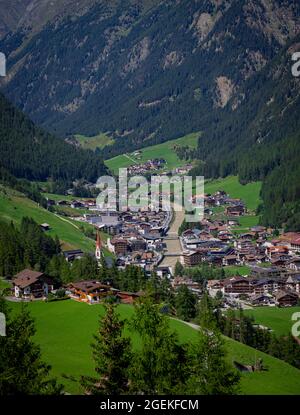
0,92,106,181
0,0,299,229
1,0,299,152
190,37,300,230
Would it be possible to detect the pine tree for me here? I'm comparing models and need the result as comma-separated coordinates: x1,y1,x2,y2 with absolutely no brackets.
188,292,240,395
175,285,197,321
130,295,189,394
0,301,62,395
81,303,132,395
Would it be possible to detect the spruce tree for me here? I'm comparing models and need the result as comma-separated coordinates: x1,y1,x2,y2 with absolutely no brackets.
189,292,240,395
81,303,132,395
175,285,197,321
0,300,62,395
130,295,189,394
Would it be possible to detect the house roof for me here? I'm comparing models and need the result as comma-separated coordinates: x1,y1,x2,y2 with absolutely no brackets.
71,280,111,293
274,290,298,300
13,269,45,289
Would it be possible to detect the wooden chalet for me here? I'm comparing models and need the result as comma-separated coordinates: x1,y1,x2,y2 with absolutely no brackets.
67,280,114,304
13,269,53,299
274,290,299,307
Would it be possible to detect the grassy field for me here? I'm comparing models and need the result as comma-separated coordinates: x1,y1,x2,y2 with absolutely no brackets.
0,187,95,252
204,176,262,212
42,193,91,202
0,277,11,291
8,300,300,395
74,132,115,151
224,266,251,276
105,132,200,174
244,307,300,336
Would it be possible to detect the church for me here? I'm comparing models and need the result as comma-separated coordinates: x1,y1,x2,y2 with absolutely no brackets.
95,231,103,262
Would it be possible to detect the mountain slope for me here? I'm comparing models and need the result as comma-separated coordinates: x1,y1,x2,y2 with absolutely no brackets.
0,0,299,157
0,92,106,181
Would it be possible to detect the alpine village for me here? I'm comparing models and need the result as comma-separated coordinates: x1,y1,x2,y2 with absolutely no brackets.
0,0,300,399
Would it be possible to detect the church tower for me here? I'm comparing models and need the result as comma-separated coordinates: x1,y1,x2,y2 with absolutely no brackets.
95,230,102,260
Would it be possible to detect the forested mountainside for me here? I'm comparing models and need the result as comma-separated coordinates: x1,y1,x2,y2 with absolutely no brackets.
190,36,300,230
0,0,299,152
0,0,99,38
0,92,106,182
0,0,299,229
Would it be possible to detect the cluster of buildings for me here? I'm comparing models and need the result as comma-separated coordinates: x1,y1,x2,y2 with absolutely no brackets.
11,269,142,305
106,210,171,273
46,197,97,210
35,189,300,309
208,272,300,307
126,158,166,175
204,190,246,216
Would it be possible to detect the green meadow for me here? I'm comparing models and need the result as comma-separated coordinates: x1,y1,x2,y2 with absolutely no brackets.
105,132,200,174
224,266,251,276
0,187,95,252
8,300,300,395
244,307,300,336
204,176,262,212
74,132,115,151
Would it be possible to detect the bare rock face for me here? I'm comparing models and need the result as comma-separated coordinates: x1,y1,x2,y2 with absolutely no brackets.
214,76,235,108
244,0,300,46
242,50,268,79
123,37,151,76
163,51,184,69
190,10,223,45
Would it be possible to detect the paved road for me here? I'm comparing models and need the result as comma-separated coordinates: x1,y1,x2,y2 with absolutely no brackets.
160,204,185,271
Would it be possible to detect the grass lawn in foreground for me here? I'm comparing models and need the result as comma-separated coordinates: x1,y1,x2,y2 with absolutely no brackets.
244,306,300,336
8,300,300,395
105,132,200,174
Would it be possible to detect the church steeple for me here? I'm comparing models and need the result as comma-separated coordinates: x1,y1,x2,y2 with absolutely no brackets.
95,230,102,260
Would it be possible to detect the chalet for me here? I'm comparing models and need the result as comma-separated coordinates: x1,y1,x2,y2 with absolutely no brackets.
183,251,202,267
288,258,300,272
252,278,285,295
117,291,143,304
13,269,53,299
225,205,245,217
285,275,300,293
279,232,300,253
56,200,69,206
222,277,252,295
228,219,239,226
244,255,258,266
68,280,113,304
71,200,85,209
250,265,284,280
266,245,289,259
63,249,84,262
172,277,202,295
130,238,147,252
251,226,267,235
274,290,299,307
250,293,273,306
223,255,238,266
40,223,51,231
110,238,129,255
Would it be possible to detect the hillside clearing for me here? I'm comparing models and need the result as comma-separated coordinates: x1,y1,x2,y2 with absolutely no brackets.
244,307,300,336
105,132,200,174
